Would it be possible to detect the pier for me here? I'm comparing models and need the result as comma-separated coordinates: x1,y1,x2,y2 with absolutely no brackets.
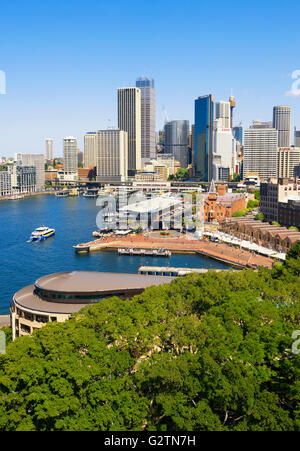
118,248,171,257
73,232,275,269
138,266,226,276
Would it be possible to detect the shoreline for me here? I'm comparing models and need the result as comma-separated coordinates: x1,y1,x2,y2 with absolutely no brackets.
74,233,274,270
0,191,55,202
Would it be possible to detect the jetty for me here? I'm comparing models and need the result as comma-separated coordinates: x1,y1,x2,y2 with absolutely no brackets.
73,232,274,269
138,266,226,276
118,248,171,257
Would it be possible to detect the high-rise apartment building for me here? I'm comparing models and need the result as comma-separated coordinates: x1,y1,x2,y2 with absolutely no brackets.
164,120,189,169
84,132,97,168
273,106,292,147
194,95,214,181
278,147,300,179
20,154,45,191
0,169,12,197
243,127,278,180
118,87,141,176
96,129,128,182
63,137,78,174
11,166,36,194
45,138,54,161
136,77,156,160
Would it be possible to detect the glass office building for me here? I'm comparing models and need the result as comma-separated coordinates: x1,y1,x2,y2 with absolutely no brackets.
233,126,243,145
164,120,189,168
194,95,214,181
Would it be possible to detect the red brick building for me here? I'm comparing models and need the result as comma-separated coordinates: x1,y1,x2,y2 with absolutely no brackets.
204,181,247,223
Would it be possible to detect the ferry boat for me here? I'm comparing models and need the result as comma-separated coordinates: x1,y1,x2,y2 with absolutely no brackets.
30,227,55,241
55,190,69,197
83,189,99,198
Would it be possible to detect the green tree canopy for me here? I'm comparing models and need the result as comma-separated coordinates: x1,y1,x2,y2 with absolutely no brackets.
0,253,299,431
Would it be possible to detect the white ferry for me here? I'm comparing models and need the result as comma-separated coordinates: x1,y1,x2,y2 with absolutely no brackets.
30,227,55,241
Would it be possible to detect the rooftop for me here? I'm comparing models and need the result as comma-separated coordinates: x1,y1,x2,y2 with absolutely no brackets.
35,271,174,294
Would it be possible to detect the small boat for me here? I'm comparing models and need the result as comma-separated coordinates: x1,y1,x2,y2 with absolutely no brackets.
30,227,55,241
55,190,69,197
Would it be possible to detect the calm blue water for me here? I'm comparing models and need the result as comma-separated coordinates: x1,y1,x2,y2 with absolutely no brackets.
0,195,228,314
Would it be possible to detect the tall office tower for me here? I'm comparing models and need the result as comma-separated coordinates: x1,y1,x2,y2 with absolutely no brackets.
294,129,300,147
213,119,234,180
118,87,141,176
84,132,97,168
194,95,214,181
45,138,54,161
163,120,189,168
20,154,45,191
233,126,243,144
215,101,231,129
136,77,156,160
96,129,128,182
273,106,292,147
243,127,278,180
278,147,300,178
63,137,78,174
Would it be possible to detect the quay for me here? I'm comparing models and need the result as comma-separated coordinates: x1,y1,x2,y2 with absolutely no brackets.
73,232,274,269
139,266,226,276
118,248,171,257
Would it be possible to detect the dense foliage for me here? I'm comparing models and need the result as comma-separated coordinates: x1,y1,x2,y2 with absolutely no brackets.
0,245,299,431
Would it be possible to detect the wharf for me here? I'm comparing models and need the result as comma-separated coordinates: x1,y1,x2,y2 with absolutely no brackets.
139,266,226,276
118,248,171,257
73,233,274,269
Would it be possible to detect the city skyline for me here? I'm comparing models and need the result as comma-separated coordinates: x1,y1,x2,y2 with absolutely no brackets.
0,0,300,156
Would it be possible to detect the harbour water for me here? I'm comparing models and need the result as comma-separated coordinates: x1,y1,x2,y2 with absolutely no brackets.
0,194,229,314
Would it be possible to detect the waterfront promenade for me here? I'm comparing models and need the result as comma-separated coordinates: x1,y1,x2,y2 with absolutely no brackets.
75,233,274,269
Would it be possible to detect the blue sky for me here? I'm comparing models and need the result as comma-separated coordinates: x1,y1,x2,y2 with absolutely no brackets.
0,0,300,156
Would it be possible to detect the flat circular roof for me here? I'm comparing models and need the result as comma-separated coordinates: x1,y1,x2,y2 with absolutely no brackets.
35,271,174,294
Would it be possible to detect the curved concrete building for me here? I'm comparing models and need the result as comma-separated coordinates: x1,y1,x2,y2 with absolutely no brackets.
10,271,174,340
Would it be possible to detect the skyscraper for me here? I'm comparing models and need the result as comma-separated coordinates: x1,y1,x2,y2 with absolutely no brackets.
63,137,78,174
194,95,214,181
164,120,189,168
232,126,243,144
215,101,231,129
136,77,156,161
118,87,141,176
273,106,292,147
96,129,128,182
84,132,97,168
243,127,278,180
45,138,54,161
294,129,300,147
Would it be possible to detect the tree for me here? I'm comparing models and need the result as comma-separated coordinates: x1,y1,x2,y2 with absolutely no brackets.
0,252,299,431
175,168,189,181
255,213,264,221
